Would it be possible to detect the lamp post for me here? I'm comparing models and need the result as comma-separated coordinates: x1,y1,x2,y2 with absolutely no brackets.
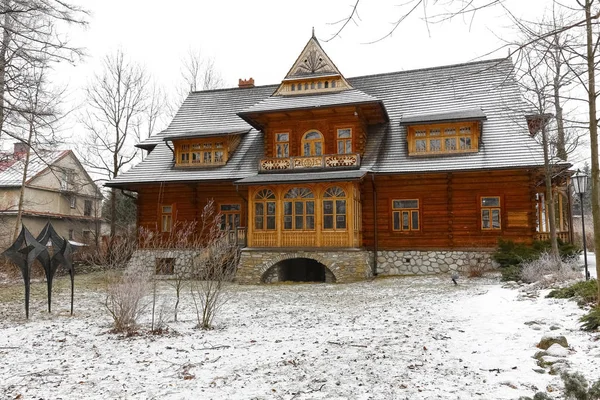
572,169,590,280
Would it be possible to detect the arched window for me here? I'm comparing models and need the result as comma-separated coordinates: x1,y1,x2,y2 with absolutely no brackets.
254,189,276,230
324,81,329,88
283,188,315,230
302,131,324,156
323,186,346,230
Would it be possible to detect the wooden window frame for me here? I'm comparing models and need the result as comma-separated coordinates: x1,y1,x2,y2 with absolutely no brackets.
480,196,502,231
274,132,290,158
336,128,353,154
283,187,315,231
323,186,347,231
254,188,276,231
161,204,174,233
174,138,228,167
219,203,241,231
301,130,324,156
407,121,480,156
391,199,420,232
155,258,175,275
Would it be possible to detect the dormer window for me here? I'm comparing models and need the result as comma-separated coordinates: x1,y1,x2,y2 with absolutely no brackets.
175,139,228,166
407,121,480,156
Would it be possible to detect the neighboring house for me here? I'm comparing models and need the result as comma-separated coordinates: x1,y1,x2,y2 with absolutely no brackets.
107,35,571,283
0,143,103,250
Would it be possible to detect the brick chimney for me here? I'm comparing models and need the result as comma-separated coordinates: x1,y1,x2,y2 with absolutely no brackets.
13,142,28,154
238,78,255,89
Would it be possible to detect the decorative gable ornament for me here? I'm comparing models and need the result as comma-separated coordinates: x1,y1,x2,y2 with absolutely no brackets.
273,33,352,96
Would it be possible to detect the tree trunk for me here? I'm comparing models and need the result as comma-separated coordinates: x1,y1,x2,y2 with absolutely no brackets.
13,135,32,240
0,7,11,139
553,47,567,161
541,122,560,261
584,0,600,305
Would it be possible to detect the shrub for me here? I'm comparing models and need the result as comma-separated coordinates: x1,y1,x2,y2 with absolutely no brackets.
105,264,151,333
521,253,581,286
493,239,539,268
501,265,523,282
580,307,600,332
494,239,582,282
547,279,598,305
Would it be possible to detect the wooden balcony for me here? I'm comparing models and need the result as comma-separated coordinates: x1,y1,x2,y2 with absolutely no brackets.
259,153,360,173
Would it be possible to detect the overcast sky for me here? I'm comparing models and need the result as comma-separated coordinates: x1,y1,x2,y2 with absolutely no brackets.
46,0,587,166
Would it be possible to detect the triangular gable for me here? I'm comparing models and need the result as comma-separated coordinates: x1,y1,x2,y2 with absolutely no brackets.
273,34,352,96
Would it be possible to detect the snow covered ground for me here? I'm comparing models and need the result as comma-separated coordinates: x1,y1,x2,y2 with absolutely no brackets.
0,269,599,399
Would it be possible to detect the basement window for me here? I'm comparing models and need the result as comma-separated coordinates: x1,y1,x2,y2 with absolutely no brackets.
155,258,175,275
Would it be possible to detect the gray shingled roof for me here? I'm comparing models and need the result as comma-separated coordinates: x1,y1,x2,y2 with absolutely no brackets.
400,108,487,125
0,150,69,187
109,58,545,188
239,89,381,115
237,170,367,185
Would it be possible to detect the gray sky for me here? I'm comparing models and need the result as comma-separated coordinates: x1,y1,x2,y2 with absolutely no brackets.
47,0,588,167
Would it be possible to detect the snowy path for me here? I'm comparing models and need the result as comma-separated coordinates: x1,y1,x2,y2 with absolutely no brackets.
0,274,598,399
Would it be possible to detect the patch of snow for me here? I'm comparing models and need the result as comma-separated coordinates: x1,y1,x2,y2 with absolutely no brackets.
0,274,598,399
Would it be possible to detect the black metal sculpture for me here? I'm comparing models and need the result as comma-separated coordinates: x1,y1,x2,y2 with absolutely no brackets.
1,223,75,318
36,222,75,315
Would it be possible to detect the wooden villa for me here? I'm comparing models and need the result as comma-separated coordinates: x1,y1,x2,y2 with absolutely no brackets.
107,35,571,283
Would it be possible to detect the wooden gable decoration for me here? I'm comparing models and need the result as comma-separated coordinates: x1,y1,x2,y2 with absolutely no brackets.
273,34,353,96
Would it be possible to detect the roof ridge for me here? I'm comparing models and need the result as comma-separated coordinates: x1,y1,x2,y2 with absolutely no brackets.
188,58,511,95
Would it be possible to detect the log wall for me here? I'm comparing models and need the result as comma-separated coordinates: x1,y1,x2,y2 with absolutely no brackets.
361,169,537,250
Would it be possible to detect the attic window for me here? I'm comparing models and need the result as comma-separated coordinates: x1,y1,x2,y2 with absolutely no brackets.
407,121,480,156
175,139,228,167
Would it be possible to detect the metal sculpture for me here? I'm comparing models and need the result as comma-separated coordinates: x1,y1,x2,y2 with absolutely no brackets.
1,223,75,318
36,222,75,314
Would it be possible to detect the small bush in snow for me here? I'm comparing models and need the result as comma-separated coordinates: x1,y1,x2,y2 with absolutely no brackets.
105,263,151,333
561,371,600,400
518,392,552,400
520,252,581,286
547,279,598,306
579,307,600,332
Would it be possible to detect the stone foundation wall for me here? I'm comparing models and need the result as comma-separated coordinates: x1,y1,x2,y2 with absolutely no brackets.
237,249,373,284
128,249,200,277
374,250,495,276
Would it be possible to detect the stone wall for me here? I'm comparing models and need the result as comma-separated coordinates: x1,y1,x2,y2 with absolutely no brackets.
237,249,373,284
374,250,495,276
128,249,200,277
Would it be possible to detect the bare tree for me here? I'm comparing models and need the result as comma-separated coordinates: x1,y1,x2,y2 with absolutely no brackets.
189,200,239,330
0,0,87,140
81,50,151,239
171,49,224,113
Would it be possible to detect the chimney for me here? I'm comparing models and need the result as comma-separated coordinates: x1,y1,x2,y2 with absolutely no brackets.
13,142,28,154
238,78,255,89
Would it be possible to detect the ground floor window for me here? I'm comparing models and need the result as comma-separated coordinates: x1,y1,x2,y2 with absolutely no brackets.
255,189,276,230
220,204,241,230
481,196,501,230
323,186,346,230
392,199,419,231
283,187,315,230
161,205,173,232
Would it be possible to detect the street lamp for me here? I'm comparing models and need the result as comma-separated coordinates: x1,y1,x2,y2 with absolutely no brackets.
572,169,590,280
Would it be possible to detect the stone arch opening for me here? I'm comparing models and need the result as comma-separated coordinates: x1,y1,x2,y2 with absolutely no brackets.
261,258,336,283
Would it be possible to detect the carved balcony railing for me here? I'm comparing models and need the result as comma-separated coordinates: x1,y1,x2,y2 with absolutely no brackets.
259,153,360,173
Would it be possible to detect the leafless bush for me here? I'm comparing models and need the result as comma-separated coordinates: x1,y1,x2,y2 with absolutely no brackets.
573,218,595,252
104,261,152,333
468,263,486,278
139,222,200,323
83,232,138,270
521,252,582,287
190,200,239,330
